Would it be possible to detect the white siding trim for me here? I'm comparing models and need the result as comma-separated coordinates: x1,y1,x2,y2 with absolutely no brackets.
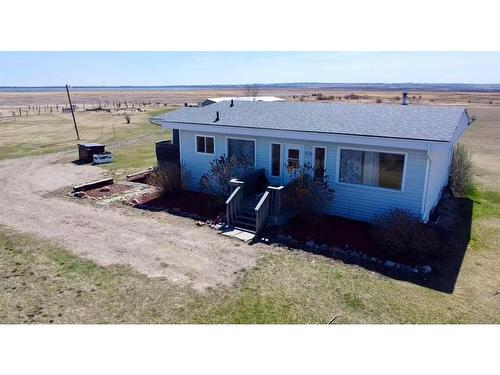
335,146,408,193
178,129,183,166
420,148,431,222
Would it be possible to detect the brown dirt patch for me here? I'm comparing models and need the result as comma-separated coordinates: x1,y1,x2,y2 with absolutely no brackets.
133,191,225,220
83,183,133,199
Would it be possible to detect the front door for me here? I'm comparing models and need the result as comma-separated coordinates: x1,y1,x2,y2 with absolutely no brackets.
283,144,304,184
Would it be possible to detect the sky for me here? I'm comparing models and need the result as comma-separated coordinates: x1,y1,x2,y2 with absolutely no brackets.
0,52,499,86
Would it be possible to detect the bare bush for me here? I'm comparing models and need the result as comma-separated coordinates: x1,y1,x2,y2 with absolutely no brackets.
244,84,259,100
200,155,254,197
373,209,440,263
449,143,473,197
146,163,191,197
285,163,335,221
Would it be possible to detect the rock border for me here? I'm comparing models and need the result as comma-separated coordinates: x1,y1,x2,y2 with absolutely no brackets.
272,234,432,277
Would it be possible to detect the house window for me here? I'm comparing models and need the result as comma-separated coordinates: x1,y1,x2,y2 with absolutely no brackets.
313,147,326,181
271,143,281,177
287,149,300,170
196,135,214,154
227,138,255,167
338,148,405,190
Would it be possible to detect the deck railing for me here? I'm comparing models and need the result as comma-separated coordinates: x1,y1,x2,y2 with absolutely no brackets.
226,169,265,226
254,182,296,234
225,185,244,226
255,190,271,234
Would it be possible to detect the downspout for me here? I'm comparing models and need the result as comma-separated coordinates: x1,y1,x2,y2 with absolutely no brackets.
421,144,432,222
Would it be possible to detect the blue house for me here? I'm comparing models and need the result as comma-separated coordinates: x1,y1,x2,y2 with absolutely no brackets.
152,99,470,233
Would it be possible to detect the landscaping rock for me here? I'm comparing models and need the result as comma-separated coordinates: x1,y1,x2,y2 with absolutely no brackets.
305,240,315,248
384,260,396,268
73,191,86,198
420,265,432,274
195,221,205,227
99,186,111,192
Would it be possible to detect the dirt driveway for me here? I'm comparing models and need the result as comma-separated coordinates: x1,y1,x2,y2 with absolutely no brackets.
0,153,263,290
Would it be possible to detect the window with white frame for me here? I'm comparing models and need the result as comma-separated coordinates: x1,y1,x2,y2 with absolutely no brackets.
338,148,405,190
227,138,255,167
196,135,215,154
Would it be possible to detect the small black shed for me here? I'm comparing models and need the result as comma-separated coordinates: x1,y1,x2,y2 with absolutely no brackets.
155,140,180,168
78,143,105,163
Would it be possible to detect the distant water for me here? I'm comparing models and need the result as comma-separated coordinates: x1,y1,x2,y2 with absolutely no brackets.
1,83,500,93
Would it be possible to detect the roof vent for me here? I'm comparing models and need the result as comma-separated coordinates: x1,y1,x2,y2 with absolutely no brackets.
230,99,234,107
214,111,220,122
402,91,409,105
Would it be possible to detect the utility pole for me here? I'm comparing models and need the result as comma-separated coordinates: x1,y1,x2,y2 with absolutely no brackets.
65,84,80,140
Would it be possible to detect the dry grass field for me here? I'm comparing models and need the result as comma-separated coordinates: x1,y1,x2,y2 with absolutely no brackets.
0,90,499,323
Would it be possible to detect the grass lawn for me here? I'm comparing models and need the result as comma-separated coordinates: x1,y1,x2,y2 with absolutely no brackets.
0,108,171,161
1,217,498,323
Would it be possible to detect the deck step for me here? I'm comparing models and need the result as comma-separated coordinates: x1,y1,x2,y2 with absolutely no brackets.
234,221,256,232
239,211,256,220
234,226,256,234
235,217,255,225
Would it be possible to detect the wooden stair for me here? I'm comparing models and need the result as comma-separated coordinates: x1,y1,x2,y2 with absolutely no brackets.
233,207,257,233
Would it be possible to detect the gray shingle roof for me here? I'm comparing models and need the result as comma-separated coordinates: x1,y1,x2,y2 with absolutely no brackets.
154,101,467,142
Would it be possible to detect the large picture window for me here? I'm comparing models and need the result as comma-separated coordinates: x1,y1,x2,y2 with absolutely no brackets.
338,149,405,190
227,138,255,167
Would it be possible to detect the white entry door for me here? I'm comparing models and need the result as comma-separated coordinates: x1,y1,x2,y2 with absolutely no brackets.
283,144,304,184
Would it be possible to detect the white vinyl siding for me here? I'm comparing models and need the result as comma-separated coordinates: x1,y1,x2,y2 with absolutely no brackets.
179,129,427,222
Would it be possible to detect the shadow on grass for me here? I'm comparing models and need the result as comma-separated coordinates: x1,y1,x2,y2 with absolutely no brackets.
261,195,472,294
422,196,472,293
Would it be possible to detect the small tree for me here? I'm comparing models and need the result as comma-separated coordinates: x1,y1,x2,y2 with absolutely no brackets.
285,163,335,221
449,143,473,197
200,155,254,197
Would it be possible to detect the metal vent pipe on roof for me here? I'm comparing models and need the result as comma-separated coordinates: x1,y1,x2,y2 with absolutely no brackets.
230,99,234,107
214,111,220,122
402,91,409,105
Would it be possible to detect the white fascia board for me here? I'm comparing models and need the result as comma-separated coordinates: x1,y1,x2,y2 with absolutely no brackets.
160,121,450,152
449,110,470,147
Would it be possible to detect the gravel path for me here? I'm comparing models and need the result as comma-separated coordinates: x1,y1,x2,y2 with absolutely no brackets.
0,153,263,290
